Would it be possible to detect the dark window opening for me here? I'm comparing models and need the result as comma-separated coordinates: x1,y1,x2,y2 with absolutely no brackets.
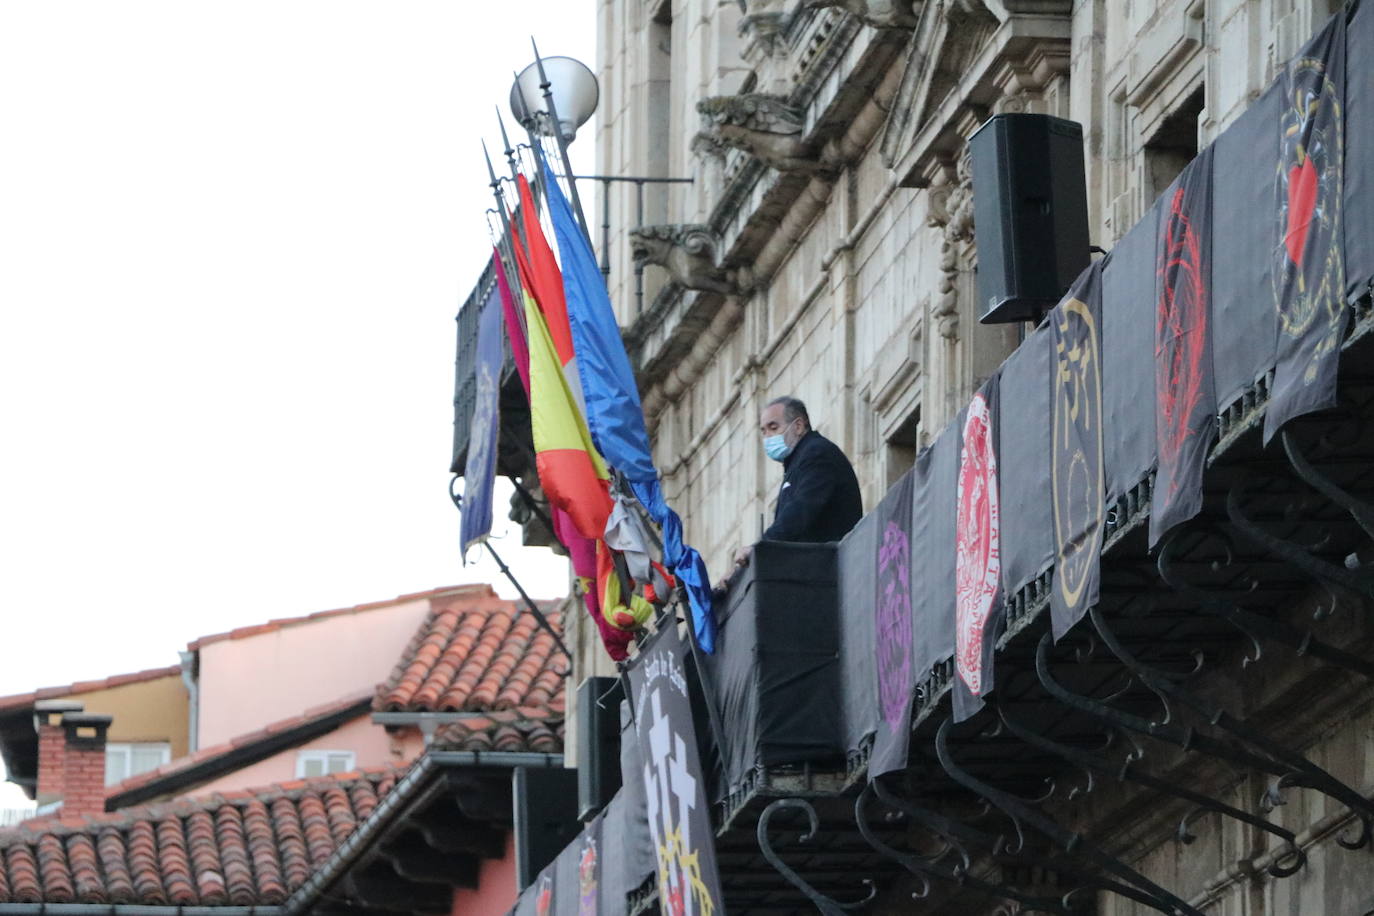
1145,85,1205,198
885,407,921,488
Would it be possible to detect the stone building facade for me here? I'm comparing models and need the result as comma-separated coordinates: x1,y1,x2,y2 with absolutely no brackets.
565,1,1372,913
592,0,1340,585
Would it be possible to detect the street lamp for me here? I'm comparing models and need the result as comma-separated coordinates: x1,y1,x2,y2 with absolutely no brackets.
509,55,599,143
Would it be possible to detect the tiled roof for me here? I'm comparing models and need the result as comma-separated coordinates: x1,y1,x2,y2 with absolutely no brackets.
0,767,402,906
431,709,564,755
374,586,567,714
104,692,374,809
187,584,488,651
0,666,183,715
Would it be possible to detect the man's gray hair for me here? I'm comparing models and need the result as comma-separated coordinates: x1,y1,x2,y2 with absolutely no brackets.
767,396,810,426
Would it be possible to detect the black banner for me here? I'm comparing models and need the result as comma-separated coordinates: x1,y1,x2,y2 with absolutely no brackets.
1050,262,1106,640
1346,0,1374,295
838,513,879,752
869,469,915,775
512,863,556,916
1212,82,1282,411
1102,198,1161,503
953,373,1003,723
617,702,658,897
910,424,959,688
1267,11,1349,442
1151,147,1217,546
571,814,601,916
630,625,724,916
998,325,1053,598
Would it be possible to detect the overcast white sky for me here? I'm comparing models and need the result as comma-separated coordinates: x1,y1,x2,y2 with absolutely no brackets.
0,2,597,801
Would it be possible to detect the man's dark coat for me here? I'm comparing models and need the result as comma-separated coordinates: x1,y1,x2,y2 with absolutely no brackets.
762,429,863,543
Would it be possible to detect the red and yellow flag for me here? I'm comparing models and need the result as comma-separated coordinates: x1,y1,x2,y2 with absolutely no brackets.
522,287,611,541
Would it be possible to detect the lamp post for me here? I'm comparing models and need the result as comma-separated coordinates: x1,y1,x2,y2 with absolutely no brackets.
509,47,598,241
509,54,599,144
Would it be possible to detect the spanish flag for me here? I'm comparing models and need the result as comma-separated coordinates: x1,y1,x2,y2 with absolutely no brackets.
513,175,585,412
521,287,611,542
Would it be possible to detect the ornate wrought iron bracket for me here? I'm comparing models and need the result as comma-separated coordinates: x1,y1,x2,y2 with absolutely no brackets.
997,709,1306,878
757,798,877,915
857,779,1090,914
1156,529,1374,682
934,717,1208,916
1036,624,1374,851
1281,428,1374,541
1225,477,1374,601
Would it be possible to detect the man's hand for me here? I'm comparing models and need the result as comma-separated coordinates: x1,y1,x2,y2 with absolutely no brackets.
733,545,753,569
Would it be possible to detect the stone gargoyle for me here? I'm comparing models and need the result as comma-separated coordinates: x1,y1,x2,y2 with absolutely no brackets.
629,225,737,296
801,0,921,29
693,94,830,174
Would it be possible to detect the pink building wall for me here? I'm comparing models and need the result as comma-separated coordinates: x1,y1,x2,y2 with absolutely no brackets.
196,595,431,747
193,714,422,795
450,833,517,916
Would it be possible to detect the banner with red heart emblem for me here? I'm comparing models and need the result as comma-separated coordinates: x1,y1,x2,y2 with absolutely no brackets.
1268,11,1350,442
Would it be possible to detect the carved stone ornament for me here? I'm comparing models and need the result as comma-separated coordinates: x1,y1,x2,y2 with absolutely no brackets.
629,224,738,296
738,5,789,61
693,93,830,173
801,0,921,30
925,151,974,340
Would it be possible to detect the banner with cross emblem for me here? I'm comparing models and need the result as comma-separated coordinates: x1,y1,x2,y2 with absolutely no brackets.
629,624,723,916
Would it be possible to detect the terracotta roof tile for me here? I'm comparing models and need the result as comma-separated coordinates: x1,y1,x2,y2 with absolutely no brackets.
187,584,494,651
0,666,183,715
431,709,565,755
374,588,568,714
0,767,402,906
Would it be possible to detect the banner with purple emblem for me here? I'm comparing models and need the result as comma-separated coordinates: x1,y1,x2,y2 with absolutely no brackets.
868,468,915,776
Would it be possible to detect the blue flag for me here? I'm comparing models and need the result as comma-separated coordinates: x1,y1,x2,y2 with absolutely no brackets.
459,275,504,561
540,151,717,652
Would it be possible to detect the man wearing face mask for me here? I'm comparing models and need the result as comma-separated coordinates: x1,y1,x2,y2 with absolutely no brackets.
732,396,863,570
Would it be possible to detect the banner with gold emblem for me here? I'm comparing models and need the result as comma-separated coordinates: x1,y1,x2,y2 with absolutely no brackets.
1050,262,1106,640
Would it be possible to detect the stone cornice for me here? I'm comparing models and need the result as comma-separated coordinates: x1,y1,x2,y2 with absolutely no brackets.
892,11,1073,188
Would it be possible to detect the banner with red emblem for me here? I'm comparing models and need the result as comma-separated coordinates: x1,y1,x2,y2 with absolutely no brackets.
1151,146,1217,546
953,374,1003,722
1267,11,1350,442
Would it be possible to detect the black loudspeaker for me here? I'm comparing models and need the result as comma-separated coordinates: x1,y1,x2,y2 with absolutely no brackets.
969,113,1090,324
576,676,623,821
512,765,580,890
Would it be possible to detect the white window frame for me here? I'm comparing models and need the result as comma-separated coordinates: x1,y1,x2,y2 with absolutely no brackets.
294,749,356,778
105,742,171,786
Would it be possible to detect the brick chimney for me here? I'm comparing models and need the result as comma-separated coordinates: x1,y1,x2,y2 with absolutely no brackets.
33,699,84,806
59,714,112,817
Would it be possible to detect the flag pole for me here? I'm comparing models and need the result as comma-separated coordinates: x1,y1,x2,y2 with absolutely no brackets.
483,139,532,346
482,139,520,268
530,37,593,244
451,477,573,666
